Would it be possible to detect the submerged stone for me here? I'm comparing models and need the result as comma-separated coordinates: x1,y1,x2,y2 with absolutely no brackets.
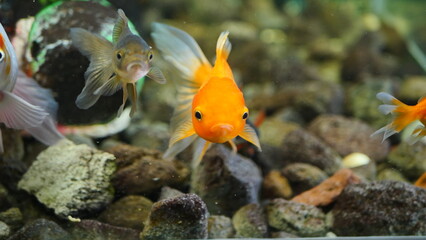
140,193,208,240
69,219,139,240
18,139,116,218
331,181,426,236
388,141,426,179
262,170,293,199
191,144,262,216
0,221,9,240
8,218,72,240
282,163,328,195
207,215,234,239
232,203,268,238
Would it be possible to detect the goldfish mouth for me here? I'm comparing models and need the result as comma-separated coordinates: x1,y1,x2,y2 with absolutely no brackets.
210,123,234,137
127,61,148,81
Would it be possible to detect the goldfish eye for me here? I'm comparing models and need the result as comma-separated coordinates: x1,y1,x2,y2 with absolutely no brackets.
0,50,4,62
195,111,202,120
116,52,122,60
148,52,153,61
242,112,248,120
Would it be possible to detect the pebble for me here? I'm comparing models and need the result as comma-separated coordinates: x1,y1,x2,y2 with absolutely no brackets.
332,181,426,236
69,219,139,240
18,139,116,219
232,204,268,238
266,198,327,237
0,221,10,240
158,186,184,201
0,208,23,231
207,215,234,239
388,141,426,178
376,168,410,182
98,195,153,230
191,144,262,216
140,193,208,240
262,170,293,199
8,218,72,240
282,163,328,194
291,168,361,206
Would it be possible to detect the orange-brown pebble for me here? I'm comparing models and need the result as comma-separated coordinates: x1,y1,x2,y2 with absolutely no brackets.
262,170,293,199
414,172,426,189
291,168,361,206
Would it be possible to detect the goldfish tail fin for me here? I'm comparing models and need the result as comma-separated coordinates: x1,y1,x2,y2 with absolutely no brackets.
192,138,212,169
70,28,116,109
216,31,231,60
25,117,64,146
407,125,426,144
372,92,416,141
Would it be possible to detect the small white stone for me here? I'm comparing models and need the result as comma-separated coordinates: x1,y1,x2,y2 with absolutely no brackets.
342,152,371,168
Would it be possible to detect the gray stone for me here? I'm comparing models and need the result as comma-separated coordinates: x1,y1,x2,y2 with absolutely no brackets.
98,195,153,230
232,204,268,238
158,186,184,201
308,115,390,161
280,129,342,175
18,139,116,218
282,163,328,194
208,215,234,239
388,141,426,178
69,219,139,240
266,198,327,237
0,208,23,231
8,218,72,240
191,144,262,216
331,181,426,236
140,193,209,240
0,221,10,240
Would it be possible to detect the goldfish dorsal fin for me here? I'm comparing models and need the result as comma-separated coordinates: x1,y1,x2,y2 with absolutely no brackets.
216,31,232,60
113,9,131,43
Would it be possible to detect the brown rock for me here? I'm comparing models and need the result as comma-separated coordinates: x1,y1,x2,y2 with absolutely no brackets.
291,168,361,206
262,170,293,199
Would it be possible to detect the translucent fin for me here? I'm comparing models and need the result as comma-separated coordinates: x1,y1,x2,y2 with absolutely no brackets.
25,117,64,146
163,134,197,160
113,9,132,43
169,119,196,147
371,125,398,142
93,75,121,96
147,67,167,84
376,92,397,104
0,91,47,129
216,31,231,60
407,125,426,144
0,23,18,92
70,28,115,109
126,83,137,117
192,138,212,169
378,104,397,115
238,124,262,151
117,82,128,118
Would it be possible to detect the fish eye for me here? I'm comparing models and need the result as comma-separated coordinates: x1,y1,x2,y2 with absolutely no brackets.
116,52,122,60
0,50,4,62
195,111,202,120
148,52,153,61
242,112,248,120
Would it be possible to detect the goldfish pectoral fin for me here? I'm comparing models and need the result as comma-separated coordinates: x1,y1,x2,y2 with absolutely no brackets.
126,83,138,117
76,90,101,110
239,124,262,151
147,67,167,84
25,117,64,146
228,140,237,153
93,75,121,96
116,85,128,118
113,9,131,43
163,134,197,161
192,138,212,169
0,91,47,129
169,120,196,147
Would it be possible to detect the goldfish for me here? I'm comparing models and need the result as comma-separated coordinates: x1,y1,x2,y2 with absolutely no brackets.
0,22,63,152
372,92,426,142
70,9,166,117
151,23,261,167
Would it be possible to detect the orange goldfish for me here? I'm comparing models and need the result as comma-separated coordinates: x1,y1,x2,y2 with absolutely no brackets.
372,92,426,142
70,9,166,117
151,23,261,167
0,23,63,152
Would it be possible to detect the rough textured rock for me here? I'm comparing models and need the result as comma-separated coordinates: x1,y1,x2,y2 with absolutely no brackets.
106,144,189,195
332,181,426,236
291,168,361,206
262,170,293,199
191,144,262,216
308,115,390,161
0,221,9,240
388,141,426,178
0,208,23,231
98,195,153,230
282,163,328,194
69,219,140,240
376,168,409,182
232,204,268,238
207,215,234,239
140,193,208,240
158,186,184,201
18,139,116,218
280,129,342,175
8,218,72,240
266,199,327,237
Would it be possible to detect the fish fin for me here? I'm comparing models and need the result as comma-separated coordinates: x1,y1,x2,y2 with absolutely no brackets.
239,124,262,151
228,140,237,153
113,9,132,43
147,67,167,84
216,31,231,60
151,22,211,85
117,82,128,118
163,134,197,160
71,28,115,109
25,117,64,146
93,74,121,96
169,119,196,147
373,92,417,141
0,91,47,129
192,138,212,169
126,83,137,117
